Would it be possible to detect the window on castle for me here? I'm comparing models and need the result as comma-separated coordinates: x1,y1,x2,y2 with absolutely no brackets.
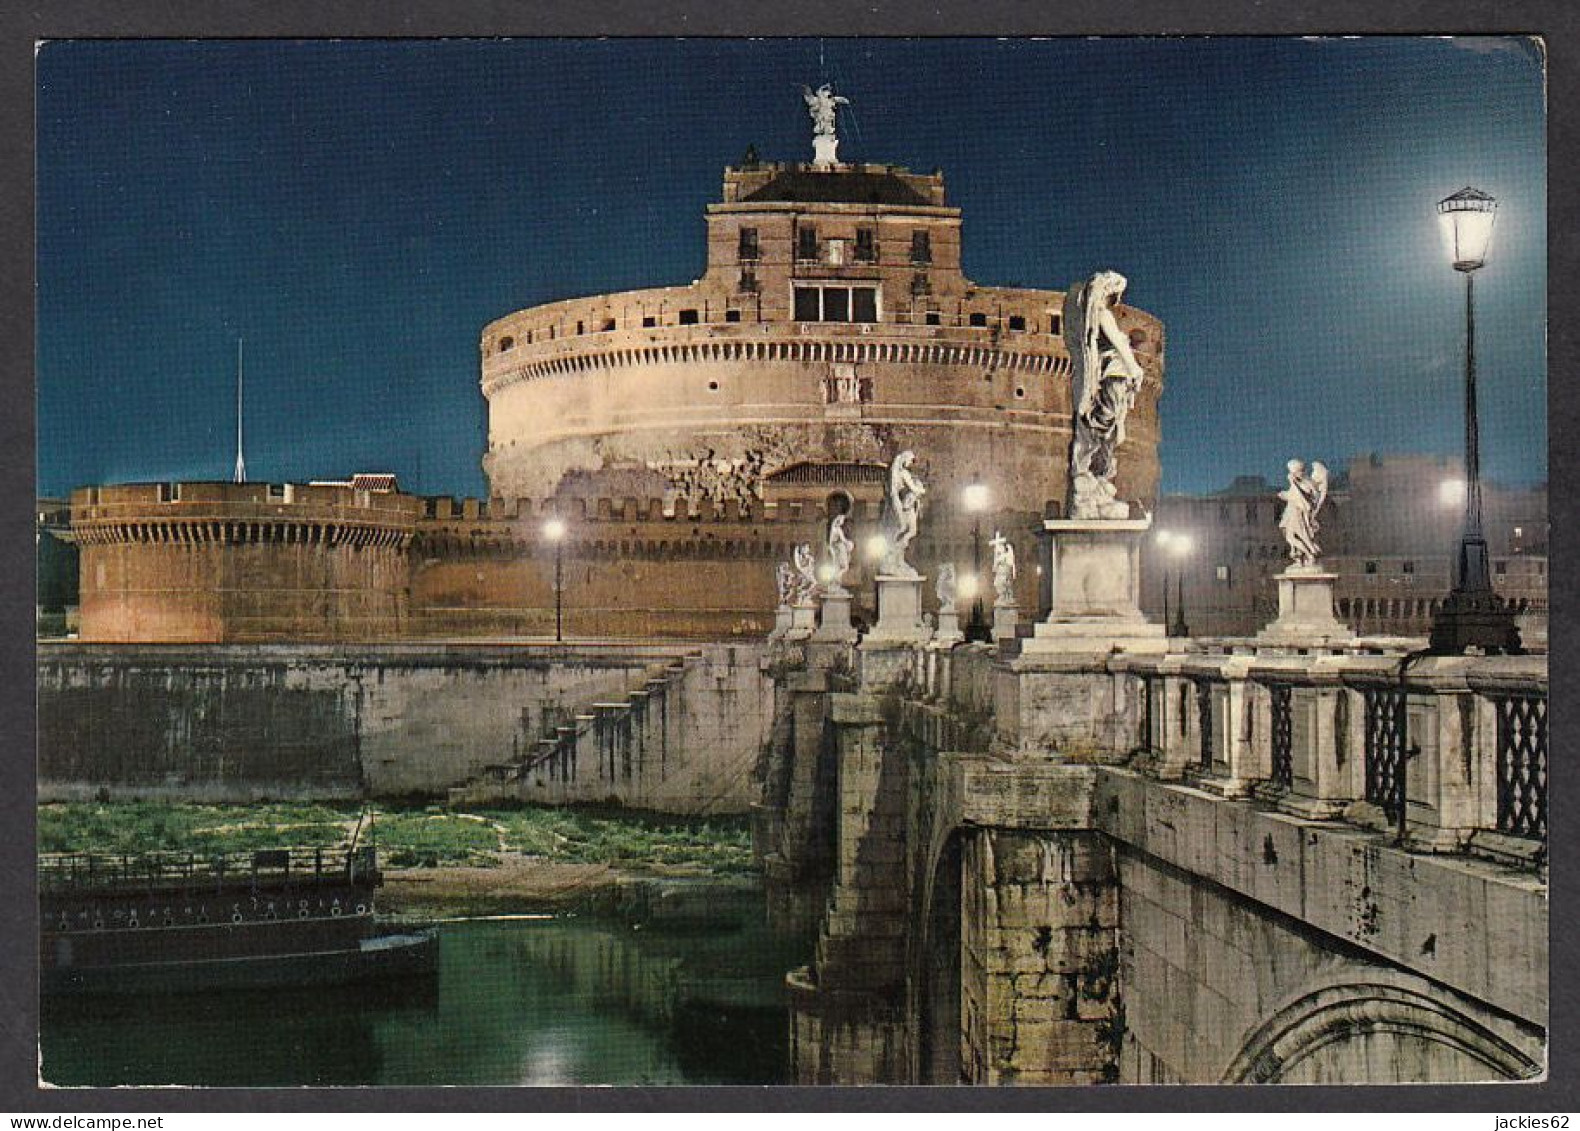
678,309,699,325
498,336,515,352
793,285,879,324
268,484,286,500
1008,315,1026,331
1049,314,1062,336
1245,502,1258,524
576,321,584,335
738,227,760,262
854,227,876,262
642,316,657,328
1364,561,1378,575
969,312,987,327
797,226,819,261
910,230,931,264
603,318,616,332
1402,560,1415,574
1216,565,1231,583
1496,560,1508,576
725,309,742,323
158,483,179,503
925,311,941,326
739,269,759,294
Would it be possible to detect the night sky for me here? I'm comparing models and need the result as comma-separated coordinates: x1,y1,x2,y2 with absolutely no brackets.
35,37,1547,499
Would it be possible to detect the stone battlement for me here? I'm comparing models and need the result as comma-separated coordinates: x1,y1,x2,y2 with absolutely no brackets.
69,481,420,548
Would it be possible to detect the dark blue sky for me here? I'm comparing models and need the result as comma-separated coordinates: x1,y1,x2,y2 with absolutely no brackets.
36,37,1546,498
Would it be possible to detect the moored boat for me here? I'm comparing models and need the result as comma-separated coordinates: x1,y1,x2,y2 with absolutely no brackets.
40,825,436,996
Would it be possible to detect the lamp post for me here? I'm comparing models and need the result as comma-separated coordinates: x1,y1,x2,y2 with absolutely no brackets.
1429,187,1520,654
1160,532,1192,638
962,483,992,643
543,517,567,642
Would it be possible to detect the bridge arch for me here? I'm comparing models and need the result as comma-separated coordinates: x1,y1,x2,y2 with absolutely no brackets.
915,829,967,1084
1221,981,1542,1085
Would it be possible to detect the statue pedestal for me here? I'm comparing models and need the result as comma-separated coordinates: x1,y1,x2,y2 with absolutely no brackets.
992,601,1020,642
864,575,930,645
812,590,859,643
769,604,793,640
1020,519,1167,656
933,607,964,645
1256,568,1354,646
812,135,840,168
786,601,818,641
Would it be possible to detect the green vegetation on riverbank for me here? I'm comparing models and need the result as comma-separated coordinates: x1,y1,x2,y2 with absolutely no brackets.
37,801,756,876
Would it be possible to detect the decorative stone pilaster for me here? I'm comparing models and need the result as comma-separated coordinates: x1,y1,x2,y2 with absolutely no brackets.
1020,518,1167,656
991,600,1020,643
1255,567,1355,647
812,590,859,643
787,600,817,641
867,574,930,645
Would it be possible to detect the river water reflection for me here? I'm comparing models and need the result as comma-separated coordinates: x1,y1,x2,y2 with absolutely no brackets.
41,887,804,1086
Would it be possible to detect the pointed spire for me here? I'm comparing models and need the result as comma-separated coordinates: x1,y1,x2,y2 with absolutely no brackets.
233,337,247,484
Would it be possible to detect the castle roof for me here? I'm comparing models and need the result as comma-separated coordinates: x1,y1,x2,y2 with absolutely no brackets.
740,169,932,206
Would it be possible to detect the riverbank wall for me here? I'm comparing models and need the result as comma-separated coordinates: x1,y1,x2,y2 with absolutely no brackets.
37,642,772,814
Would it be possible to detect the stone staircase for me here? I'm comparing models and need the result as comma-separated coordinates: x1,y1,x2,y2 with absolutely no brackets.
447,651,703,808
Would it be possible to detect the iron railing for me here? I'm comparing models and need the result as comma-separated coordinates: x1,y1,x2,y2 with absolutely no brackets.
1494,694,1547,841
1364,688,1408,821
1268,684,1294,790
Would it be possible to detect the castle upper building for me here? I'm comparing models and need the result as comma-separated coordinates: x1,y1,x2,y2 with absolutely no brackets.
480,158,1164,517
63,134,1167,643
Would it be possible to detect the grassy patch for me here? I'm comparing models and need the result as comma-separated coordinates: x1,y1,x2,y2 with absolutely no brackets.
487,806,754,874
37,801,755,876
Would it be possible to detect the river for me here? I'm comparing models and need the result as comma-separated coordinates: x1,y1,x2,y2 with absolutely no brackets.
40,882,805,1087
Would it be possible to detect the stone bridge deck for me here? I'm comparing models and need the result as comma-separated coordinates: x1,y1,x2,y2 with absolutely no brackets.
759,637,1547,1085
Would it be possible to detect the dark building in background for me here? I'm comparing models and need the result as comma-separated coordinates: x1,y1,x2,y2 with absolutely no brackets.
37,498,79,637
1141,454,1547,642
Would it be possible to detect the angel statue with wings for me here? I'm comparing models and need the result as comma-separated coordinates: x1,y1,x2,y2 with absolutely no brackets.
989,530,1018,606
792,542,820,603
801,83,849,137
1063,270,1146,519
1278,459,1330,569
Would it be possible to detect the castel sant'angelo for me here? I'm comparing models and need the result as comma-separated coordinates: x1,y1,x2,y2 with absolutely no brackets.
70,95,1165,643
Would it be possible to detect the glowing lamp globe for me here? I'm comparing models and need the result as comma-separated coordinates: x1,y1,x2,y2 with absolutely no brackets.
962,483,990,513
1437,187,1497,273
542,517,567,542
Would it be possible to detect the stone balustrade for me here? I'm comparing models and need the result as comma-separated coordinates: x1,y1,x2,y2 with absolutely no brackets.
901,639,1546,868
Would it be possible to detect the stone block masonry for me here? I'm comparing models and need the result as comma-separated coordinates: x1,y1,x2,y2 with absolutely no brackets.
38,641,772,814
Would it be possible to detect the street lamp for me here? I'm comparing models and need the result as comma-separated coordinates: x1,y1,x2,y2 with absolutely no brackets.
543,516,567,642
962,483,992,643
1155,530,1193,637
1429,187,1520,653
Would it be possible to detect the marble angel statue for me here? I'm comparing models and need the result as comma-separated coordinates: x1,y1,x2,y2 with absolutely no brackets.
1277,459,1330,569
792,542,820,603
1063,270,1146,519
825,513,854,596
989,530,1018,606
877,450,926,578
936,562,958,606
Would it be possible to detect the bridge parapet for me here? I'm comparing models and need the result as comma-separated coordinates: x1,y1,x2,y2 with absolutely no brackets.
905,641,1546,869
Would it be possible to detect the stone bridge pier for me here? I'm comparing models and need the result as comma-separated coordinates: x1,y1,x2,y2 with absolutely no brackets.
757,636,1547,1086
